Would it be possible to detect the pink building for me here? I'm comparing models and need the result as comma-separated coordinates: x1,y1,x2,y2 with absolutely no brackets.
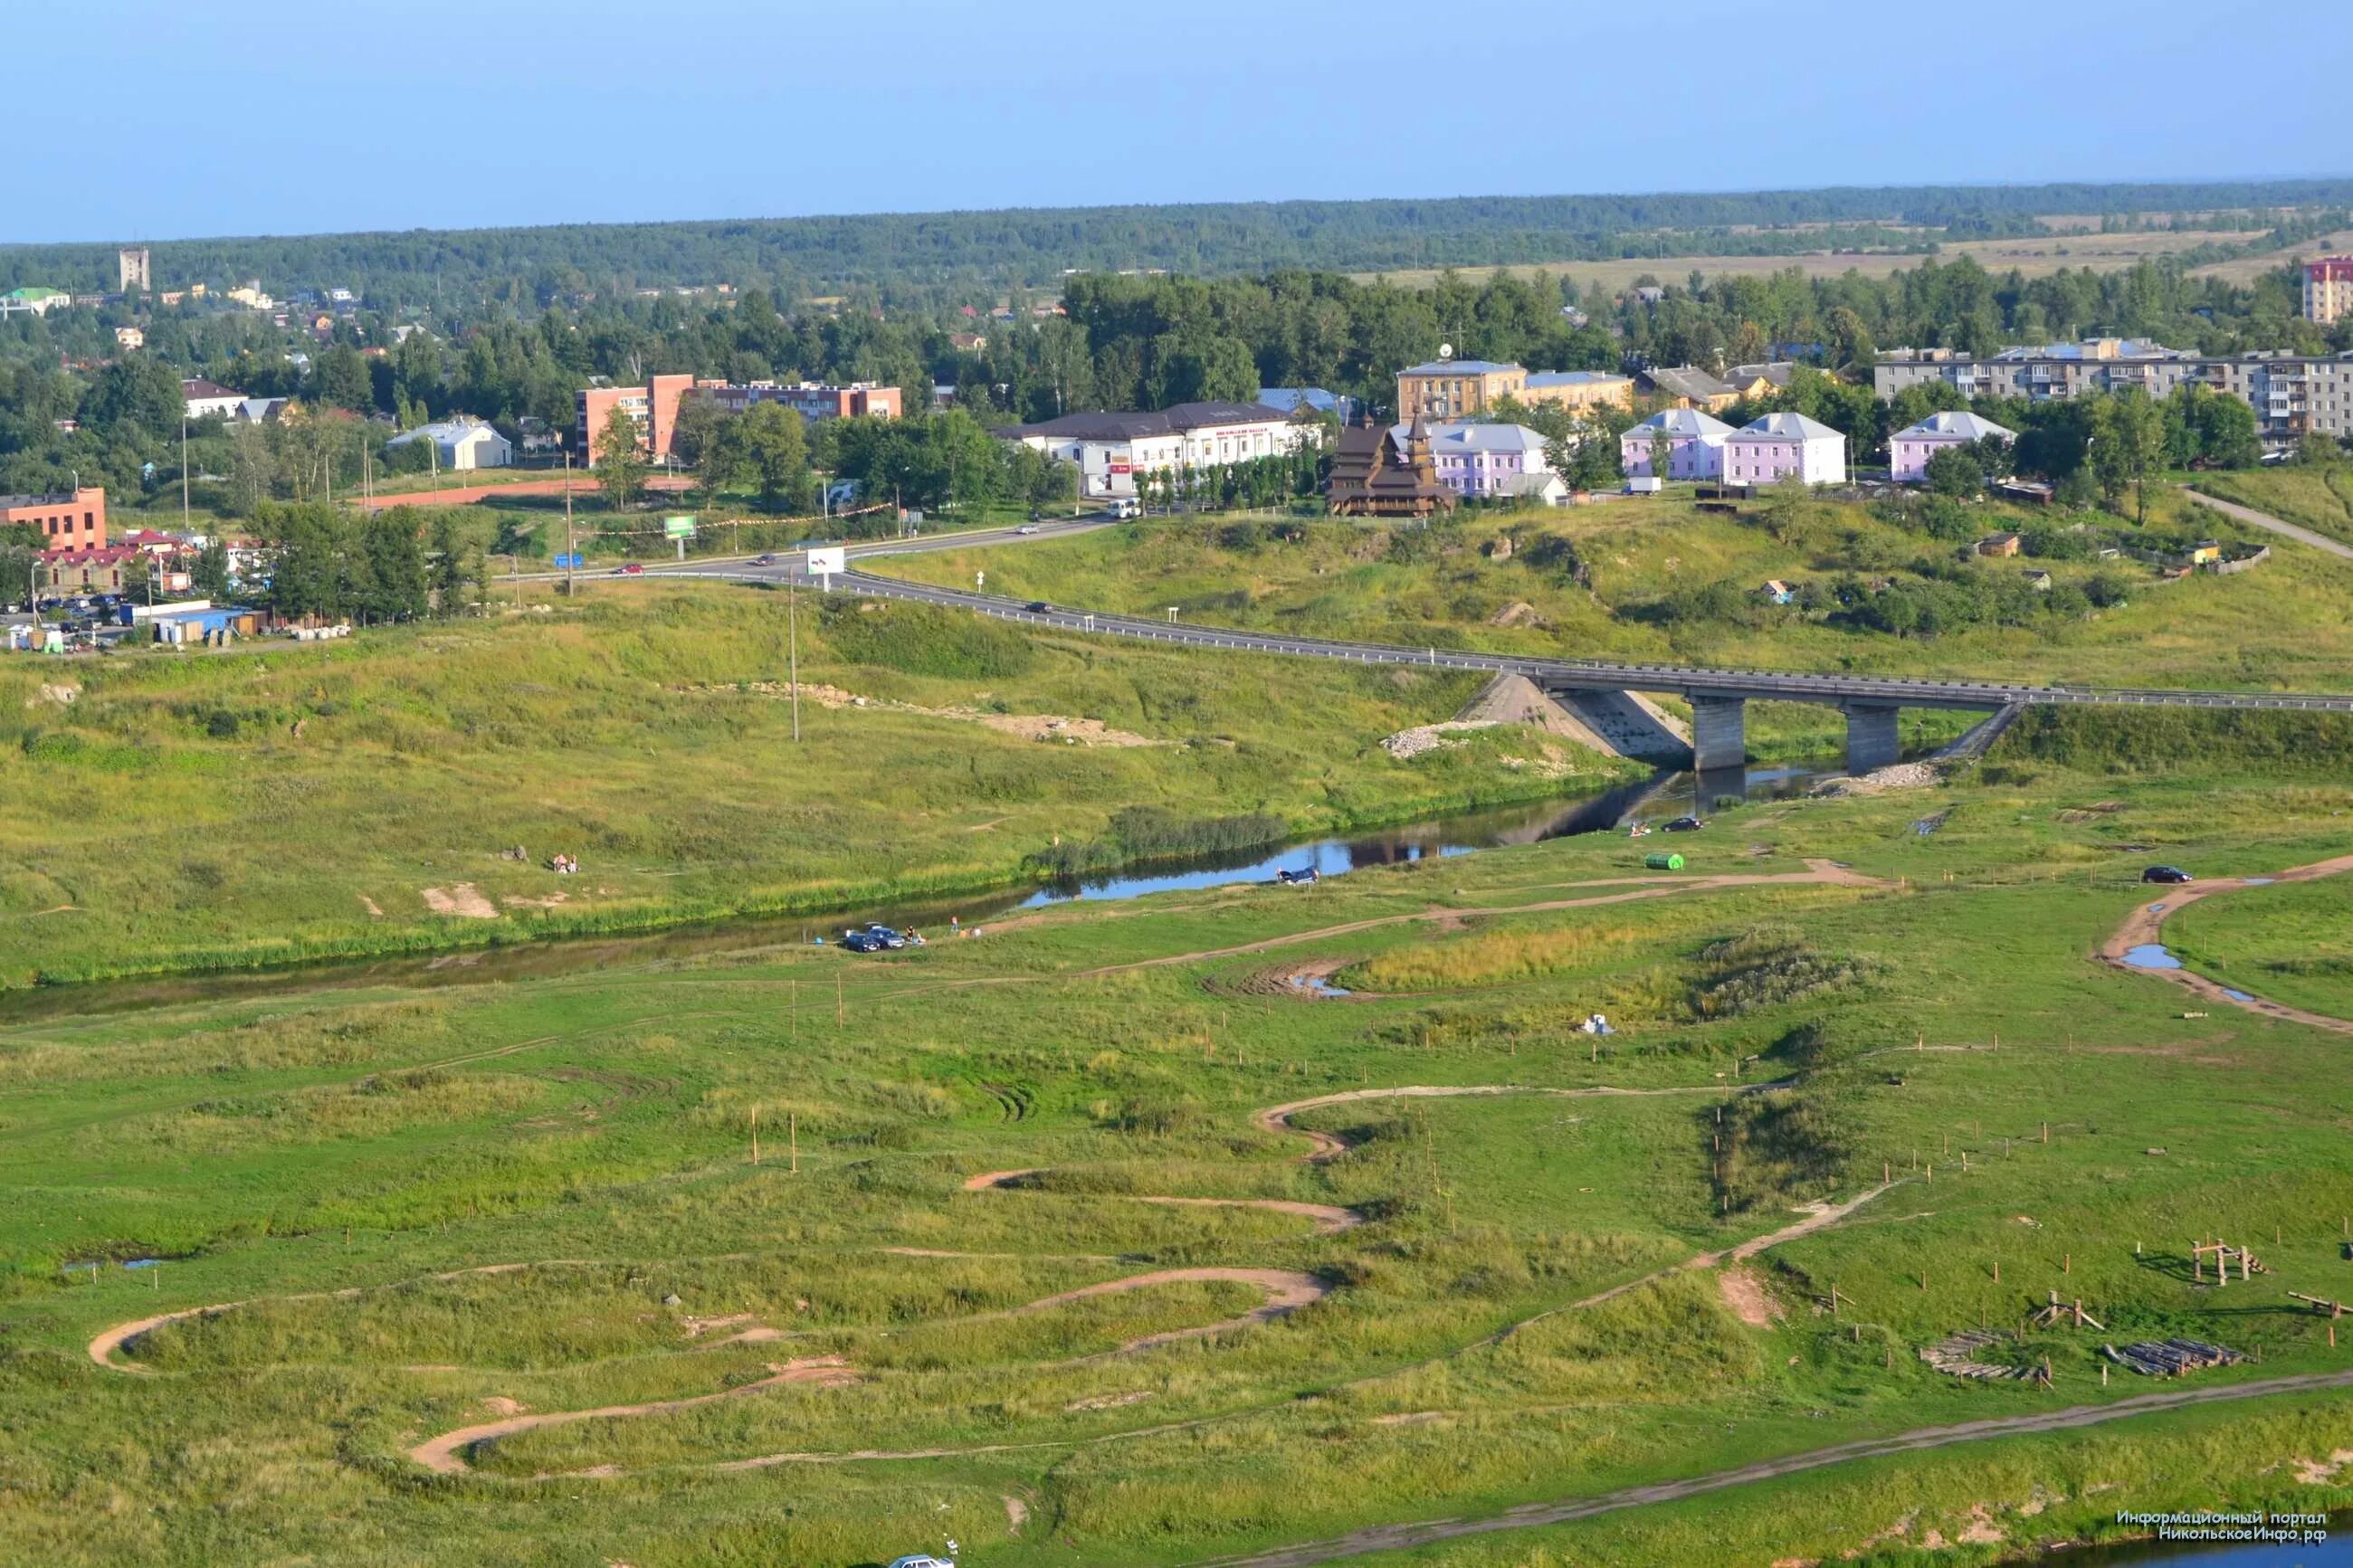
1722,412,1847,485
1890,410,2015,482
1619,408,1733,480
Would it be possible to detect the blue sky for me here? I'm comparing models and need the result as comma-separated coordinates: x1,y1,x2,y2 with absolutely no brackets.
18,0,2349,242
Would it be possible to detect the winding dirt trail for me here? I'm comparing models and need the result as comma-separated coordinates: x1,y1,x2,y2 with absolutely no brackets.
2099,852,2353,1034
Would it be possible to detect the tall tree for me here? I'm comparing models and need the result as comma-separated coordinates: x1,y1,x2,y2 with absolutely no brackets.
736,402,810,513
594,407,646,509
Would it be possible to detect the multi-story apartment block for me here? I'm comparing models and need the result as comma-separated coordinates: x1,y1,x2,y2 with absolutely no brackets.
1396,360,1529,422
2305,256,2353,325
578,375,700,467
1873,338,2353,448
698,381,902,423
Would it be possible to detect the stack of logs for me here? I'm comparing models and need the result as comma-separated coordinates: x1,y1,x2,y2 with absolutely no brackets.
2103,1339,2244,1377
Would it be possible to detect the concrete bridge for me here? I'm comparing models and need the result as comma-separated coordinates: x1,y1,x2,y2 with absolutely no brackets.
634,556,2353,772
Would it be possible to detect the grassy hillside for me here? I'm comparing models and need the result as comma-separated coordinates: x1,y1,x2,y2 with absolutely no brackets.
4,758,2352,1565
872,490,2353,694
2194,465,2353,547
0,586,1638,986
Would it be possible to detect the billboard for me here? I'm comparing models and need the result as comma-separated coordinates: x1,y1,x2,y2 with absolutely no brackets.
662,516,697,538
805,546,847,575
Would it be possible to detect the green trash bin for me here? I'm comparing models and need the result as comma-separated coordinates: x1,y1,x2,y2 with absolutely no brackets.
1643,851,1684,871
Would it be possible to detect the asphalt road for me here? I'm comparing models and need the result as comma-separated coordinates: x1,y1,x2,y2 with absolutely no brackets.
580,517,2353,716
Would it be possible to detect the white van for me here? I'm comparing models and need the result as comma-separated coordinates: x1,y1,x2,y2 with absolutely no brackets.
1108,498,1140,520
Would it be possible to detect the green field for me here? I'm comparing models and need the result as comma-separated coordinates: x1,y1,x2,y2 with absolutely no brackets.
2194,466,2353,548
0,584,1641,987
6,751,2353,1566
2169,876,2353,1020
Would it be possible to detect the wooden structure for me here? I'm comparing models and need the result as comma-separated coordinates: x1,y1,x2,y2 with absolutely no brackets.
2288,1291,2347,1318
2104,1339,2243,1377
1327,413,1454,518
1921,1328,2046,1382
2028,1291,2107,1331
2192,1240,2269,1285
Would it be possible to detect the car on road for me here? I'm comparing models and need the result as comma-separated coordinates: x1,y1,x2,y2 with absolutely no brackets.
610,563,644,575
1015,524,1039,535
1661,815,1707,832
752,553,778,565
1024,600,1051,613
2142,865,2195,885
1108,499,1141,519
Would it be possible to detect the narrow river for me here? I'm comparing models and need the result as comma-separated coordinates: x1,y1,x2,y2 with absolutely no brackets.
0,757,1845,1027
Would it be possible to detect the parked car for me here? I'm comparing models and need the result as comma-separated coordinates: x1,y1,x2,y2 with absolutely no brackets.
862,924,908,949
840,929,888,954
1274,867,1319,885
1662,815,1707,832
886,1554,956,1568
2142,865,2195,885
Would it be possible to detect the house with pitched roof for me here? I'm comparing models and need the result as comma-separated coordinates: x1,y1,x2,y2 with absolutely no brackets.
1891,410,2016,482
1620,408,1736,480
1723,412,1847,485
1399,422,1558,501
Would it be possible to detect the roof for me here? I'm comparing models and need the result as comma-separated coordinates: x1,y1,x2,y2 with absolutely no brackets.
40,546,140,565
5,286,66,301
1626,408,1736,439
1525,370,1629,388
1988,338,2180,362
182,378,244,399
1730,412,1843,442
386,418,508,448
1501,471,1567,497
1642,366,1736,401
1396,422,1553,457
1257,387,1343,413
997,402,1291,441
1398,360,1520,377
1726,361,1797,388
1895,410,2017,442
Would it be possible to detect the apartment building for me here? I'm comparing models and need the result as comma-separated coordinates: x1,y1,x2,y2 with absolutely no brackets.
1,486,108,550
1522,369,1635,414
1396,360,1529,421
1405,422,1559,500
2305,256,2353,325
1873,337,2353,447
698,381,902,422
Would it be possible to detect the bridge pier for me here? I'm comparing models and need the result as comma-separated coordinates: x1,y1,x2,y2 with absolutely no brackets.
1844,703,1901,773
1690,697,1747,773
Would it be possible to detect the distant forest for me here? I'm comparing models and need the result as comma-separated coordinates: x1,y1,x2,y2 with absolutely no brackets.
8,179,2353,306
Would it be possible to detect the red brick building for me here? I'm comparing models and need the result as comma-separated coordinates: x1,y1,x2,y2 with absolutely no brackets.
576,374,703,468
1,486,107,550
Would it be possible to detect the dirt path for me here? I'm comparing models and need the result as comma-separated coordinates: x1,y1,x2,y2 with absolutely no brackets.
2099,852,2353,1034
1183,1368,2353,1567
962,1168,1364,1234
408,1356,857,1476
1081,861,1881,976
1253,1083,1781,1166
2184,489,2353,563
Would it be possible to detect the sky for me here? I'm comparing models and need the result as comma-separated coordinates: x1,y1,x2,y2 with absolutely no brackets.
16,0,2351,244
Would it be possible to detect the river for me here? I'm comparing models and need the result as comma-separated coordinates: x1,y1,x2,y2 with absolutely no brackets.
0,757,1846,1027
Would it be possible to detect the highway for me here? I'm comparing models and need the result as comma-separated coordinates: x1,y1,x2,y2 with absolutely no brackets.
612,541,2353,717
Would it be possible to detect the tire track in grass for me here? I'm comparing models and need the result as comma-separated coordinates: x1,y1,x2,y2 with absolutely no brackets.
2100,852,2353,1033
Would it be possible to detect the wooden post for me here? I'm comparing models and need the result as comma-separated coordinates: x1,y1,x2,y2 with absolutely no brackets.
791,979,797,1041
1993,1259,2000,1283
2063,1253,2071,1275
750,1106,760,1166
2042,1121,2049,1145
789,1112,798,1175
836,970,844,1027
2102,1362,2109,1387
1920,1269,1929,1291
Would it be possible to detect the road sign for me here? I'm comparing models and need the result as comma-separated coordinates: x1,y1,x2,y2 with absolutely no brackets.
806,546,847,575
663,516,697,539
552,552,583,569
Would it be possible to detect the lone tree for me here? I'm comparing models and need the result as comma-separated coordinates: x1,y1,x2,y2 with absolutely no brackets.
594,408,647,509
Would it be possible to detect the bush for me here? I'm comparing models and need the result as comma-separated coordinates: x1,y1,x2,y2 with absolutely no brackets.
815,599,1034,678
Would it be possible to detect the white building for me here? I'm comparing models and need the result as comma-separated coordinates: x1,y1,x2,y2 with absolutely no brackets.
182,378,248,421
1890,410,2015,483
1721,411,1848,486
386,417,514,470
996,401,1307,500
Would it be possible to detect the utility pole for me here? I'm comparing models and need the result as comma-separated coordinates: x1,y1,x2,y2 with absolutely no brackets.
563,450,576,598
788,582,801,742
180,413,189,534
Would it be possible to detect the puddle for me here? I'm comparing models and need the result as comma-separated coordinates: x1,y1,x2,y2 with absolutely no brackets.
1286,974,1353,999
2220,988,2255,1003
2241,877,2276,885
2120,944,2184,970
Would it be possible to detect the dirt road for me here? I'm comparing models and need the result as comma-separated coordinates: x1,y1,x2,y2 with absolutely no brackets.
2184,489,2353,564
2100,852,2353,1033
1184,1369,2353,1567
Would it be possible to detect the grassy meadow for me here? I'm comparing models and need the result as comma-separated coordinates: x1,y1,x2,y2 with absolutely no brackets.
2194,465,2353,548
4,735,2353,1564
0,585,1643,986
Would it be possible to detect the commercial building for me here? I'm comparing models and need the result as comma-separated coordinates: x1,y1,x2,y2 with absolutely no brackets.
1890,410,2016,482
1873,338,2353,448
38,545,139,596
697,381,902,423
1621,409,1736,480
996,402,1306,500
1407,422,1559,500
2,486,108,550
1,287,71,318
386,417,513,470
2306,257,2353,325
183,378,247,420
1721,412,1847,485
